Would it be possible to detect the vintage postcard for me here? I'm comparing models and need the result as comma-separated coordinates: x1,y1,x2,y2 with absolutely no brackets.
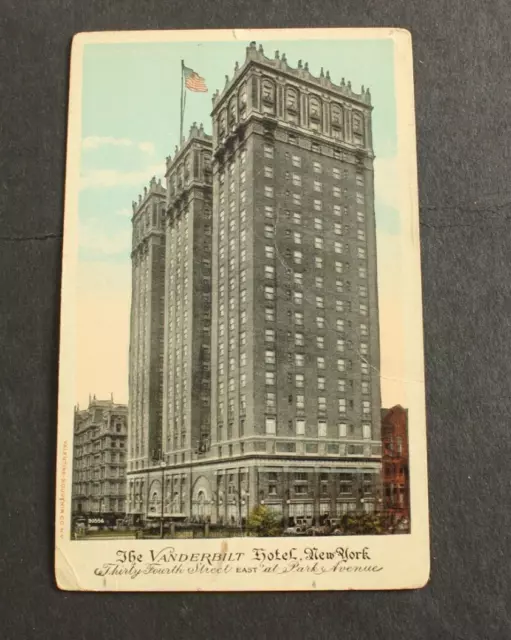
55,27,429,591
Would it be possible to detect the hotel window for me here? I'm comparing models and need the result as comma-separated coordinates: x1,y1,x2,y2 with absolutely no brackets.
295,373,304,388
334,204,342,217
240,373,247,388
294,311,304,325
317,356,325,370
265,349,276,365
265,371,276,386
316,336,325,349
229,219,235,233
296,419,305,435
334,222,342,235
362,400,371,415
293,212,302,225
265,265,275,279
333,186,341,198
240,310,247,326
240,190,247,205
264,205,274,219
337,358,345,372
359,266,367,279
315,276,324,289
335,261,343,274
292,193,301,206
219,172,225,184
357,210,365,223
314,217,323,231
264,224,274,239
313,199,322,211
294,272,303,287
294,291,303,305
315,237,323,250
356,192,365,204
360,342,368,355
265,328,275,342
296,395,305,410
313,161,321,173
295,353,305,367
362,381,370,394
337,339,345,352
292,173,301,186
336,279,344,294
240,248,247,263
289,134,298,145
337,422,347,438
228,377,235,392
240,331,247,346
315,256,323,269
265,307,275,322
240,352,247,367
291,154,301,167
316,316,325,330
264,144,274,158
293,231,302,245
240,269,247,285
357,229,366,242
333,167,341,180
240,170,246,184
360,323,368,336
356,173,364,187
265,245,275,260
334,241,342,254
265,416,276,434
338,379,346,393
338,398,346,415
264,186,274,198
336,319,344,332
219,191,225,206
316,296,324,309
318,420,327,437
219,229,226,244
359,285,368,298
229,181,235,194
360,303,368,316
264,166,273,178
318,376,326,391
314,180,322,192
293,250,303,264
318,397,327,413
361,361,369,375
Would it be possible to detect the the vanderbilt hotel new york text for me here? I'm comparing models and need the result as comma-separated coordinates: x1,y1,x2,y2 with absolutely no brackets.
127,42,383,529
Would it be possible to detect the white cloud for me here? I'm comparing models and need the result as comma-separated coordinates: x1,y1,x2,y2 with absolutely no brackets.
80,163,164,190
82,136,155,155
79,218,132,256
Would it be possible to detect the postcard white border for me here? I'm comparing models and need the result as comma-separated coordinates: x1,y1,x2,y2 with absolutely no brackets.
55,27,429,592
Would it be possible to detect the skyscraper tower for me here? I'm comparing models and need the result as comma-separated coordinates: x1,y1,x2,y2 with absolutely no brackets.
127,177,166,518
207,43,382,523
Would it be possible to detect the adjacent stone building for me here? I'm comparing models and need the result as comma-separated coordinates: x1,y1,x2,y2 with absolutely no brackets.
127,43,383,527
71,396,128,521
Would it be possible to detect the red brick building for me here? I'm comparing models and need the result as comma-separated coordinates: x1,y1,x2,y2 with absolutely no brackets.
381,405,410,528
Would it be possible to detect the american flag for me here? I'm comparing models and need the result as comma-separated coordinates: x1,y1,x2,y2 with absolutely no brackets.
183,65,208,92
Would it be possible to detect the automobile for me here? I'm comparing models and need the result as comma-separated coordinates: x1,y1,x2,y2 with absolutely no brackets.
283,525,307,536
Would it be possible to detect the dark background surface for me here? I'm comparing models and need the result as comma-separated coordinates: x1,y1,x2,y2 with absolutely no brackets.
1,1,510,638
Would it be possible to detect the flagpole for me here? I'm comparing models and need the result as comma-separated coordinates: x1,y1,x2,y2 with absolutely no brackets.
180,59,184,144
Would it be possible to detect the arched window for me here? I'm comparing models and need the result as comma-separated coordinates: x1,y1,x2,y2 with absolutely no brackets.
261,79,276,114
286,87,299,124
228,96,237,128
352,111,364,145
238,83,247,118
331,104,344,139
309,96,322,131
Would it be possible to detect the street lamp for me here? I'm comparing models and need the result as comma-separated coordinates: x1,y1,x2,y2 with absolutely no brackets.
159,459,166,539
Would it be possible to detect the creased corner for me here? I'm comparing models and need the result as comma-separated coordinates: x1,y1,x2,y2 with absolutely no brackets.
55,546,85,591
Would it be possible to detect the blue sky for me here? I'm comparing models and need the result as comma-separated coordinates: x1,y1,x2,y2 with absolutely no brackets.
76,35,403,406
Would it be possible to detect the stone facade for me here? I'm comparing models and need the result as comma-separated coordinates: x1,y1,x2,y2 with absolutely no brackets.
71,397,128,518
